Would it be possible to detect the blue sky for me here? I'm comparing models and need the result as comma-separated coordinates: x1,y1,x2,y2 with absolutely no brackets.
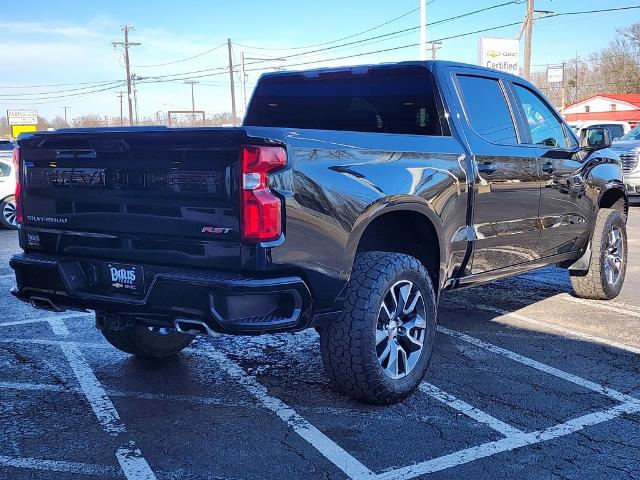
1,0,637,120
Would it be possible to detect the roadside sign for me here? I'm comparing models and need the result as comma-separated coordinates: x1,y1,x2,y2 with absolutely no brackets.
478,37,520,76
7,109,38,125
11,124,37,139
547,67,564,84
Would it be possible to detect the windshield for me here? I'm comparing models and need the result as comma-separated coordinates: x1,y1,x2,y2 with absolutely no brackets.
619,126,640,141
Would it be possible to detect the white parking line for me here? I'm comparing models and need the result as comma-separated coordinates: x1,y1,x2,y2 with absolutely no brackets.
0,338,109,348
374,400,640,480
0,455,120,477
560,295,640,319
0,313,87,329
116,443,157,480
437,326,639,404
198,344,376,480
515,274,640,315
55,322,157,480
443,300,640,356
418,383,523,437
60,343,126,435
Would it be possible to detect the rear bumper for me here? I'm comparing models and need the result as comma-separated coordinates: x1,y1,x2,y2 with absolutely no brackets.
9,253,313,334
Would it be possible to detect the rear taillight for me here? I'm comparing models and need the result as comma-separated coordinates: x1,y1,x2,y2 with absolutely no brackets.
12,147,23,225
240,145,286,242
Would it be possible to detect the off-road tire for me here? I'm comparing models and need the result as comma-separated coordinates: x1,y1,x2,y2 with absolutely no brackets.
319,251,437,404
100,324,195,358
570,208,627,300
0,196,18,230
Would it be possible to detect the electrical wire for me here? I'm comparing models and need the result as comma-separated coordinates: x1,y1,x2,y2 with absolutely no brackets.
131,42,227,68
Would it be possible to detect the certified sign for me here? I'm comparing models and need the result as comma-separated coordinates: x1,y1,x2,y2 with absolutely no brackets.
7,109,38,125
478,37,520,76
547,67,564,84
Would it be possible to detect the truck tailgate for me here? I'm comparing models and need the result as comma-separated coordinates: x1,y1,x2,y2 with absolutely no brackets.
18,128,246,269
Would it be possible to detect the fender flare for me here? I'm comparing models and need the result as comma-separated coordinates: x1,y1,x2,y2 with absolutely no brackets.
342,197,447,287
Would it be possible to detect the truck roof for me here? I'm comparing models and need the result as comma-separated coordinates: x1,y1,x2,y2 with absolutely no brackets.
257,60,530,84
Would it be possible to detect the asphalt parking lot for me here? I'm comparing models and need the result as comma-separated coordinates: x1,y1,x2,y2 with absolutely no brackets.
1,201,640,480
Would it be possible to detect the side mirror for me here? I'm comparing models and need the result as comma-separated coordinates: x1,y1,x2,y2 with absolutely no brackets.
580,127,612,149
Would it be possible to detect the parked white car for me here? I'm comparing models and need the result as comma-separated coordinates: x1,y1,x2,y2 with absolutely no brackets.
0,140,18,229
568,120,632,141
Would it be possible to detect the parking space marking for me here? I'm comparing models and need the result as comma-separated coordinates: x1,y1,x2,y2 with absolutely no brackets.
418,383,523,437
437,326,639,404
560,295,640,319
443,299,640,356
116,443,157,480
0,313,87,329
198,344,377,480
515,274,640,314
0,455,120,477
0,338,109,348
0,380,254,409
374,399,640,480
60,343,126,435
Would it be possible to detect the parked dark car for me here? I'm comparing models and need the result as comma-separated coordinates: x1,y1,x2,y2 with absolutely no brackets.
10,61,628,403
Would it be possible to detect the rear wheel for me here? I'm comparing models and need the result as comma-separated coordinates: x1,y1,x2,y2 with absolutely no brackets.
319,251,437,404
570,208,627,300
0,196,18,230
99,323,195,358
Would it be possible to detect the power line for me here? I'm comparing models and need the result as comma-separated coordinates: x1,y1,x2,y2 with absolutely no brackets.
0,82,126,102
132,42,226,68
233,5,424,52
0,80,126,98
241,0,524,67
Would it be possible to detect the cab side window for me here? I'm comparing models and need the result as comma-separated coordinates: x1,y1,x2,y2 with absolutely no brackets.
456,75,518,145
513,84,571,148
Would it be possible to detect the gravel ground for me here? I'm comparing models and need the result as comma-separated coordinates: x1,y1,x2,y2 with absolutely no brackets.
1,200,639,480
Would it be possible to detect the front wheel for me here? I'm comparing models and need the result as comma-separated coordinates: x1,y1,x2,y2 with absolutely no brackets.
570,208,627,300
100,323,195,358
0,196,18,230
320,251,437,404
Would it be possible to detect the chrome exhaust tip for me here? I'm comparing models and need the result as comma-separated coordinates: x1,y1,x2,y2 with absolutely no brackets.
174,318,220,337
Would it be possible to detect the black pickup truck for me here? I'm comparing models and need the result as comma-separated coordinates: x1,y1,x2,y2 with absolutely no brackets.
10,61,628,403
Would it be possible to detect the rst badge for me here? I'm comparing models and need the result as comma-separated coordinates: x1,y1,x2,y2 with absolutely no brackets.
201,226,233,234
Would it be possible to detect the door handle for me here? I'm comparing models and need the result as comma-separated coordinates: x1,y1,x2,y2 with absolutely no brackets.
477,161,498,175
542,162,556,174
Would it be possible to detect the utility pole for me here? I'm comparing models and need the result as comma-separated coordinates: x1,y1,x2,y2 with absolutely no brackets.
112,26,140,126
419,0,427,61
429,41,442,61
116,92,124,126
185,80,199,126
241,52,247,114
561,62,566,113
523,0,534,80
60,106,70,126
240,53,287,114
227,38,237,126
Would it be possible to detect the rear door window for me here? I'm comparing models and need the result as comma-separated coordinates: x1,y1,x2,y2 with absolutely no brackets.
456,75,518,145
244,66,445,136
